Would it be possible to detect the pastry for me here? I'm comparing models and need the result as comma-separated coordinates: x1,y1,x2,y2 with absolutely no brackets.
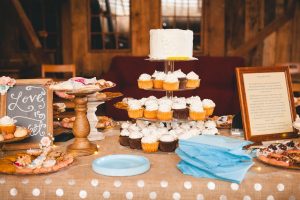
163,72,179,91
186,71,200,88
174,69,187,89
153,71,166,89
128,131,143,149
157,104,173,121
0,116,17,135
159,134,178,152
119,129,130,146
14,127,28,138
202,99,216,116
141,135,159,153
138,73,153,89
144,102,158,119
189,102,206,121
127,100,144,119
0,134,4,141
172,102,189,120
43,159,56,168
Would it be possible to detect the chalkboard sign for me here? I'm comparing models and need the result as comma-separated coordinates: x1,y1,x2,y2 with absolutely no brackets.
0,79,53,146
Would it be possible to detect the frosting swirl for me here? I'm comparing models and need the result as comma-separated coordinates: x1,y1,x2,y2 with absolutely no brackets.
186,71,199,80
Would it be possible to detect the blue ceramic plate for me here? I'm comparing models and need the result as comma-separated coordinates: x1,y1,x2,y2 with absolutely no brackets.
92,154,150,176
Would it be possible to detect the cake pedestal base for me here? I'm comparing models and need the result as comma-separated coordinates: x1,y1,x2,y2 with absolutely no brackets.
87,101,105,141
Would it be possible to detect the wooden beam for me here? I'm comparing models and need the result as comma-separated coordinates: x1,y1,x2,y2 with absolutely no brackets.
10,0,51,64
228,0,296,56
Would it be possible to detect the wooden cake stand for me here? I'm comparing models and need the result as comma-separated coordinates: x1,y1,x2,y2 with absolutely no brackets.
66,89,99,157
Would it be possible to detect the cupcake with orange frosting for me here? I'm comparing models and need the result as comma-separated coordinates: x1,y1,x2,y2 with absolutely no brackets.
127,100,144,119
163,72,179,91
141,135,159,153
189,102,206,121
186,71,200,88
0,116,17,139
138,73,153,89
202,99,216,117
157,104,173,121
144,102,158,119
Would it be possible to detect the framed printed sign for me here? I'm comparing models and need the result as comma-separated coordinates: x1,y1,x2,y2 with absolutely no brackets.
236,66,298,142
0,79,53,147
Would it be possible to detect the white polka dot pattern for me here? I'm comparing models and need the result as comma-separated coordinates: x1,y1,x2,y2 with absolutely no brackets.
32,188,40,197
68,179,76,186
114,180,122,188
277,183,285,192
103,191,110,199
0,178,6,184
172,192,181,200
91,179,99,187
79,190,87,199
289,196,296,200
183,181,192,190
56,188,64,197
231,183,239,191
137,180,145,188
160,180,168,188
126,192,133,200
254,183,262,191
149,192,157,200
196,194,204,200
220,195,227,200
10,188,18,196
243,195,251,200
21,179,29,185
44,178,52,185
266,195,275,200
207,182,216,190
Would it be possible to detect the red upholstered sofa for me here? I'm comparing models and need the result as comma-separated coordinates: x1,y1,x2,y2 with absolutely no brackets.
101,56,245,121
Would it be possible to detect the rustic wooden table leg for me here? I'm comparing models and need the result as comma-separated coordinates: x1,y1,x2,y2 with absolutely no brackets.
67,96,97,156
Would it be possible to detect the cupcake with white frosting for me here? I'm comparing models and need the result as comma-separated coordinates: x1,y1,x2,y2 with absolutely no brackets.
186,96,201,105
172,102,189,120
202,127,219,135
189,102,206,121
128,131,143,149
127,100,144,119
163,72,179,91
0,116,17,139
174,69,187,89
138,73,153,89
202,99,216,117
159,134,178,152
141,135,159,153
157,104,173,121
153,71,166,89
144,102,158,119
186,71,200,88
119,129,130,146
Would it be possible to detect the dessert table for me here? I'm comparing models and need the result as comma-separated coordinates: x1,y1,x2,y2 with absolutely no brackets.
0,129,299,200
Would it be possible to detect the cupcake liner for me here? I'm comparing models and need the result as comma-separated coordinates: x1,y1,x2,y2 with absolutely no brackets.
163,82,179,91
138,80,153,89
189,110,206,121
204,107,215,116
157,111,173,121
119,135,130,146
153,80,163,89
144,110,157,119
128,108,144,119
142,142,159,153
129,138,142,149
0,125,16,135
159,140,178,152
186,79,200,88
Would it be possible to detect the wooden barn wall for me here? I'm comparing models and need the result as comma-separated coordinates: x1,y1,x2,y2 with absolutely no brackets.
0,0,300,78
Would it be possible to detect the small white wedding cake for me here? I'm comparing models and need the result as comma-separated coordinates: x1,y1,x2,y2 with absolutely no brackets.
149,29,193,60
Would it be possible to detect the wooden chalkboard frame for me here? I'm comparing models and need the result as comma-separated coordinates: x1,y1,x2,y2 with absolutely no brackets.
0,79,53,148
236,66,298,142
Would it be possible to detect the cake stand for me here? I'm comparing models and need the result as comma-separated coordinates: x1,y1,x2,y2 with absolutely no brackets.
87,100,105,141
65,89,100,157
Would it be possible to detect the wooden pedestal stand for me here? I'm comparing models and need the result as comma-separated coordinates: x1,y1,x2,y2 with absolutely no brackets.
67,93,98,157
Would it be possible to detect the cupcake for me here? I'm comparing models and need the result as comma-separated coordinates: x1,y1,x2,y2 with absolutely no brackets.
127,100,144,119
202,99,216,116
119,129,130,146
163,72,179,91
186,96,201,105
174,69,187,89
157,104,173,121
0,116,17,139
153,72,166,89
138,73,153,89
172,102,189,120
189,102,206,121
141,135,159,153
128,131,143,149
186,71,200,88
159,134,178,152
144,102,158,119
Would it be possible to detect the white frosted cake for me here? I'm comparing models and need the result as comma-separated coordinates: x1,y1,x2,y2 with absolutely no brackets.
149,29,193,60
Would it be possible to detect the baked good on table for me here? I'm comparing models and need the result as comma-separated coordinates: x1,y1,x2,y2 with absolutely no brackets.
172,101,189,120
61,117,75,129
141,135,159,153
128,131,143,149
149,29,193,60
202,99,216,117
186,71,200,88
159,134,178,152
163,72,179,91
96,116,116,129
127,100,144,119
212,115,233,129
157,104,173,121
144,102,158,119
138,73,153,89
174,69,187,89
96,79,115,89
152,71,166,89
119,129,130,146
0,116,17,140
0,134,4,141
189,102,205,121
14,127,28,138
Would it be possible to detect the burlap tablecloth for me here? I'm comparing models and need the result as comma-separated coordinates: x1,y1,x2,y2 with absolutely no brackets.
0,130,299,200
